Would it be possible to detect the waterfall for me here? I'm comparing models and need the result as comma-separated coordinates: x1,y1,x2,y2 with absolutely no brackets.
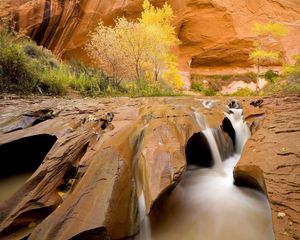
135,105,274,240
202,128,225,174
136,192,151,240
224,108,251,153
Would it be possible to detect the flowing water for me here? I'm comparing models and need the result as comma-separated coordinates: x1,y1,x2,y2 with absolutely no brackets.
136,107,274,240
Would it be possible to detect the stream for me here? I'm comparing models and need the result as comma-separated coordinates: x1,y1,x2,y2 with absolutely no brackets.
136,104,275,240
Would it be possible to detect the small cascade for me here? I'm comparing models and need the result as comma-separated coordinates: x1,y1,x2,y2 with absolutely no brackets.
224,108,251,153
136,192,151,240
137,102,274,240
193,111,206,129
211,128,234,160
202,128,225,174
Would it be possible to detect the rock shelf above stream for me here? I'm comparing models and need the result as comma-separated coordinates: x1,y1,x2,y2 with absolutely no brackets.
0,95,299,240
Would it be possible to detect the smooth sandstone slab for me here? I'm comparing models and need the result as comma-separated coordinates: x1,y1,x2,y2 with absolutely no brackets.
235,96,300,240
0,95,299,240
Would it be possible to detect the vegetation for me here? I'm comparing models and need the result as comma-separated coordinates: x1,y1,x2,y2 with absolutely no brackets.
0,29,67,95
249,22,288,91
261,54,300,95
264,70,278,83
85,0,184,91
230,88,256,96
191,81,216,96
0,5,182,97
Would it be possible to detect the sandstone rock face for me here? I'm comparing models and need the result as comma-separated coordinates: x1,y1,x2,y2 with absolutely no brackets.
0,96,217,239
0,95,299,239
235,96,300,240
1,0,300,73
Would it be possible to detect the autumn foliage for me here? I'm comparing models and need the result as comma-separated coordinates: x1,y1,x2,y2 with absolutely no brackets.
85,0,184,90
249,22,288,90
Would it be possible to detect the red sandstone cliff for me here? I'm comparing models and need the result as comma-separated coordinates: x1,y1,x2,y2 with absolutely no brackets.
1,0,300,73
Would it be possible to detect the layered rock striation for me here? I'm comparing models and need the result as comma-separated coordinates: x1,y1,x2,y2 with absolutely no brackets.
235,96,300,240
0,95,299,239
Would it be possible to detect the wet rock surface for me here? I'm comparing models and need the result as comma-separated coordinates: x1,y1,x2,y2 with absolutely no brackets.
0,95,205,239
235,95,300,240
0,95,298,240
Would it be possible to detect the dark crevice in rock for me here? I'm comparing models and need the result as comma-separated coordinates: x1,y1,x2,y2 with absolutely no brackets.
0,207,53,239
185,132,213,167
69,227,109,240
0,134,57,179
58,142,89,193
228,100,242,109
250,99,263,108
33,0,51,45
234,174,265,192
1,109,55,134
58,165,78,192
221,117,235,147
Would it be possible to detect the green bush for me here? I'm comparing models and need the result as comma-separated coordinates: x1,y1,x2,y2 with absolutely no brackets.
261,73,300,96
0,40,39,92
126,79,179,97
191,81,216,96
68,61,116,96
245,72,257,81
262,54,300,96
0,30,68,95
264,70,278,82
230,88,256,96
0,28,180,97
208,74,232,81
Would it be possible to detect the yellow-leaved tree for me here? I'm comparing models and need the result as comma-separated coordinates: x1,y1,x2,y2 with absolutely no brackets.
86,0,183,90
140,0,182,88
249,22,288,91
85,22,127,87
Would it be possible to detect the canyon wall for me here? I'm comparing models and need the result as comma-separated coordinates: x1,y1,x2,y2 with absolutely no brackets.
1,0,300,73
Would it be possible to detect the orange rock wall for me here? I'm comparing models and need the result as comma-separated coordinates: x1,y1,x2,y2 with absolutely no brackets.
1,0,300,73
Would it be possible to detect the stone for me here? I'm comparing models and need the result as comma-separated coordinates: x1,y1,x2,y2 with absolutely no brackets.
0,96,204,239
234,96,300,240
185,132,213,167
277,212,286,219
0,95,299,240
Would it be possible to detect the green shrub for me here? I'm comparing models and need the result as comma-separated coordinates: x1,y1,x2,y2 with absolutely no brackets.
230,88,256,96
126,79,179,97
191,81,216,96
0,28,181,97
23,42,59,68
68,61,115,96
0,41,39,92
208,74,232,81
261,54,300,95
264,70,278,82
245,72,257,81
261,73,300,96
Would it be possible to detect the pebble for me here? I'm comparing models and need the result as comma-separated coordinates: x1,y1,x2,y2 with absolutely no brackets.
277,212,286,219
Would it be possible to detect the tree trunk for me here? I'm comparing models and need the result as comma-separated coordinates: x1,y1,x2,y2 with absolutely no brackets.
256,59,260,92
154,68,159,82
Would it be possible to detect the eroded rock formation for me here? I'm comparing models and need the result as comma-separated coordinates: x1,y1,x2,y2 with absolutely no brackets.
0,96,208,239
0,95,299,239
1,0,300,73
235,96,300,240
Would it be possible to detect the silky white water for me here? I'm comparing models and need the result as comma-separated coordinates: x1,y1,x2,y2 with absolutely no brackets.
136,107,274,240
